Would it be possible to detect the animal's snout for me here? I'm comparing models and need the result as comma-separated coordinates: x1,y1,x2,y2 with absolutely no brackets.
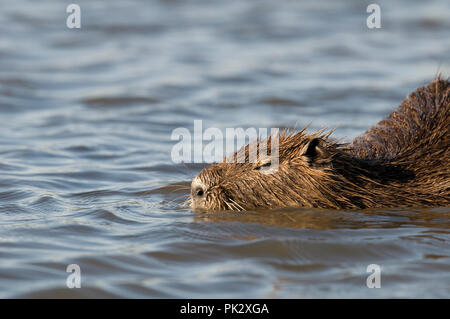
192,185,205,198
191,178,207,200
190,178,209,210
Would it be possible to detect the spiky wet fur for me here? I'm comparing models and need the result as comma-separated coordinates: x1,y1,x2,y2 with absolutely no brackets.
190,77,450,211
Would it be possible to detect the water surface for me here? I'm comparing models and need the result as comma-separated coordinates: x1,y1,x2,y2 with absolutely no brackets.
0,0,449,298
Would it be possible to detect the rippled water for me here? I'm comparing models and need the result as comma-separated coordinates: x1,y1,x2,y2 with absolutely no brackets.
0,0,449,298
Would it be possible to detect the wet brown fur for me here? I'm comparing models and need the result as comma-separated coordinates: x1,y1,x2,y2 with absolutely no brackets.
190,77,450,211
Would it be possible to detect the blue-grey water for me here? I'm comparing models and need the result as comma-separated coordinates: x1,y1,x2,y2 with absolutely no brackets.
0,0,449,298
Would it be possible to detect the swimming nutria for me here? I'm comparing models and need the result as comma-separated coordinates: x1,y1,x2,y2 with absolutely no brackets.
190,77,450,211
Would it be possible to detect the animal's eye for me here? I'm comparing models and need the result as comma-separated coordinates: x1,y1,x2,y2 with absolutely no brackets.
254,161,271,170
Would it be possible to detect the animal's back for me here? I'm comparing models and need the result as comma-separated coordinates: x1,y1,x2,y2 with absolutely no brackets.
350,77,449,161
349,77,449,203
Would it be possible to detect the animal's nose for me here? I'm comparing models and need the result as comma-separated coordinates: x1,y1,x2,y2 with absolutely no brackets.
193,186,205,197
191,177,207,198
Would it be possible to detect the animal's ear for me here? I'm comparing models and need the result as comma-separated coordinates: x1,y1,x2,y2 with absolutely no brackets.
300,138,331,167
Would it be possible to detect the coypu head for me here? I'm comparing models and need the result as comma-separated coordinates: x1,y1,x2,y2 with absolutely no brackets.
190,129,357,211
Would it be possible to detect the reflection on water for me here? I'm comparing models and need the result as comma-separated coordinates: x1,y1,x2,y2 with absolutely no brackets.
195,208,450,231
0,0,449,298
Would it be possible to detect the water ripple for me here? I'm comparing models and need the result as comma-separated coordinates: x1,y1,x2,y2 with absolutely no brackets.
0,0,449,298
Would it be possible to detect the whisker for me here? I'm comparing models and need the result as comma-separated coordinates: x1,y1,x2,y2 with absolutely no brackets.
227,201,238,212
229,198,244,212
228,201,241,212
167,194,189,206
169,182,191,189
170,183,191,188
225,201,236,211
182,197,192,208
169,186,191,193
223,201,231,210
